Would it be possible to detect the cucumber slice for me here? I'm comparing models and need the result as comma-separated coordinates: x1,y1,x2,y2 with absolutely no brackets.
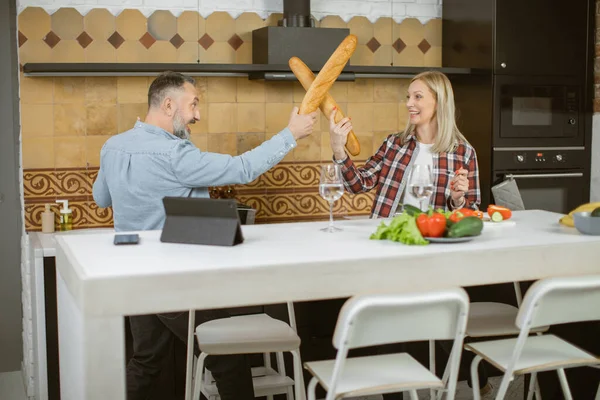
491,211,504,222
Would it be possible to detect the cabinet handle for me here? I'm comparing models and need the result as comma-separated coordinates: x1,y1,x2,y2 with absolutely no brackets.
500,62,507,68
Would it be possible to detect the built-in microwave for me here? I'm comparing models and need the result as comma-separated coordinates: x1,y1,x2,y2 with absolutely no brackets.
493,75,584,147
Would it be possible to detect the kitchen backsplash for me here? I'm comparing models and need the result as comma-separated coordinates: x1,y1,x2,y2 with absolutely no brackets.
18,7,440,230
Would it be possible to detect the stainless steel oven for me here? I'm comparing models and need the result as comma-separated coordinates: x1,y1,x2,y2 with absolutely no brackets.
493,147,589,214
493,75,584,148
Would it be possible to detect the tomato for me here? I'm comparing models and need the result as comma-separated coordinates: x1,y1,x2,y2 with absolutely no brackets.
487,205,512,220
416,212,447,238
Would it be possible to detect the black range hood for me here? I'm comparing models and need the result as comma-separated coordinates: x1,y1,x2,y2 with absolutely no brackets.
251,0,355,81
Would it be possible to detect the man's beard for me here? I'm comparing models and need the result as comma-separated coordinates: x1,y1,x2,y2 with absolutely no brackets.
173,112,190,140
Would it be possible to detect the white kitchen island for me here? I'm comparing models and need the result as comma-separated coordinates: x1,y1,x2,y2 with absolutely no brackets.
54,210,600,399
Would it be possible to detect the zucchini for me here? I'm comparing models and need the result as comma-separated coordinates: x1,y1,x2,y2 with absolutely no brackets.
403,204,423,217
592,207,600,217
448,216,484,238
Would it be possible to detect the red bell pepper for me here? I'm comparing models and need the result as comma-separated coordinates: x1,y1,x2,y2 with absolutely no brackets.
416,212,447,238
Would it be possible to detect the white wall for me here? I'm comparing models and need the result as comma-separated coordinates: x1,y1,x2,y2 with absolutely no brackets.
16,0,441,22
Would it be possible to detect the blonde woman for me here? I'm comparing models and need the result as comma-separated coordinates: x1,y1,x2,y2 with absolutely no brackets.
329,70,481,217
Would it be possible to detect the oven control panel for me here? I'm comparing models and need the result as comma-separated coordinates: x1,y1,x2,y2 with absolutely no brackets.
494,148,585,170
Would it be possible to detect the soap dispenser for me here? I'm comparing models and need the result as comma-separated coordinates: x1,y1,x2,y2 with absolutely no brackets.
41,204,55,233
56,200,73,231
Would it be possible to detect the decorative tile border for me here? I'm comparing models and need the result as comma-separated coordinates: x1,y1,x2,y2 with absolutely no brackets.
17,8,442,66
23,162,375,231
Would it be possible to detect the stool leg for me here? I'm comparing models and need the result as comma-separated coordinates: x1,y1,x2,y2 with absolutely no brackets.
409,390,419,400
470,356,482,400
526,373,537,400
307,377,318,400
275,352,293,400
291,349,305,400
185,311,197,400
193,353,208,400
556,369,573,400
429,340,435,400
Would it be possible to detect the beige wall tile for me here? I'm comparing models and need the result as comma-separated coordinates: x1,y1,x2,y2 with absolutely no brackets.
266,103,292,135
348,16,374,45
237,103,265,133
22,137,54,168
265,82,293,103
86,135,111,167
208,103,237,133
54,103,86,136
116,9,147,41
320,16,346,29
18,40,53,63
293,81,307,103
148,10,176,41
321,131,333,161
202,42,236,63
373,79,403,103
235,42,252,64
293,131,321,161
399,102,409,130
20,76,53,104
351,45,375,66
374,17,394,46
190,103,208,134
85,41,117,63
424,18,442,47
207,77,237,103
329,81,349,103
147,41,177,63
393,45,425,67
347,103,374,134
54,77,85,104
117,77,149,104
21,104,53,137
355,133,375,160
237,78,265,103
177,11,202,42
176,41,200,63
395,18,425,46
18,7,51,40
206,12,235,42
118,103,147,132
373,102,398,131
87,104,117,136
116,40,150,63
265,13,282,27
54,136,86,168
237,133,265,154
235,12,264,43
189,134,208,150
85,77,117,104
52,40,85,63
51,8,83,40
207,133,237,156
84,9,115,41
373,45,393,66
424,46,442,67
347,79,374,102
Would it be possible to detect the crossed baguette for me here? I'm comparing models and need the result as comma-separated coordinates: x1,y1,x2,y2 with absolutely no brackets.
288,34,361,157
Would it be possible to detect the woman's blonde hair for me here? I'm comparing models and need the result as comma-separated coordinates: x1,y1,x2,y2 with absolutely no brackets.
398,70,467,153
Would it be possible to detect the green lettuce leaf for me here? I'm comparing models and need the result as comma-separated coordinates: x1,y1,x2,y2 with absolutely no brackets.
370,212,429,245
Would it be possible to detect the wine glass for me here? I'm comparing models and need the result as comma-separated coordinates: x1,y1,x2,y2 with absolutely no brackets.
408,164,434,212
319,164,344,232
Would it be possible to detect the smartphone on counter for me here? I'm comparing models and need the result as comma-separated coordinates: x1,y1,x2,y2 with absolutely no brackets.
113,233,140,245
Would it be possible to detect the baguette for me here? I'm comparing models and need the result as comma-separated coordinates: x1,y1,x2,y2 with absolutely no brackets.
298,34,357,115
289,56,361,156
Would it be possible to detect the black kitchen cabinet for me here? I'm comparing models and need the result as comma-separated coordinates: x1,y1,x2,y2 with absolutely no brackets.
443,0,591,77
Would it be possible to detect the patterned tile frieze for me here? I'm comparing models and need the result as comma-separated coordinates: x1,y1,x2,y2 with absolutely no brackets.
23,163,374,231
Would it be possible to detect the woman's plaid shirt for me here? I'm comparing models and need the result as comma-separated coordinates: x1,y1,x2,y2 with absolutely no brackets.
337,134,481,218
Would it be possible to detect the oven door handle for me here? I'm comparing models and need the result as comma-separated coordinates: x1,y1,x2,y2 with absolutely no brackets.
505,172,584,179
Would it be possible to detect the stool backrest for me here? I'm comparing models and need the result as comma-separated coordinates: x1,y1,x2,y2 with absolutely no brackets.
333,288,469,350
516,274,600,330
